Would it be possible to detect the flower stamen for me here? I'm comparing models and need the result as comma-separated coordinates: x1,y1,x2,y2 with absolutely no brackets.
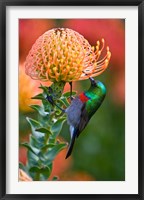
25,28,111,82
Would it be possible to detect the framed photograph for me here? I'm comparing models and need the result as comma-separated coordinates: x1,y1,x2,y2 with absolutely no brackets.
0,0,144,199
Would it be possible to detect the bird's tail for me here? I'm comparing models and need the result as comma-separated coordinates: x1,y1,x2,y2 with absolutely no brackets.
65,131,76,159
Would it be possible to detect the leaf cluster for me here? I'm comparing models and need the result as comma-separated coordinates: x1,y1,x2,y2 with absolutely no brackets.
19,84,76,181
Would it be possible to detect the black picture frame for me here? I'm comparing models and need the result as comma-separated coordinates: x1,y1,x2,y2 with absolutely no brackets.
0,0,144,199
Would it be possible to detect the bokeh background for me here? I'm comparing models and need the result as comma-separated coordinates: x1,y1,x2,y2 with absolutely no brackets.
19,19,125,181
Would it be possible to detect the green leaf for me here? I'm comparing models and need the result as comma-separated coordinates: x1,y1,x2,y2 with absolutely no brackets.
35,127,52,143
30,105,46,117
49,138,56,144
27,151,40,168
38,114,52,129
45,143,67,165
52,176,59,181
55,99,68,110
40,164,52,180
51,117,66,138
31,93,44,100
29,135,43,149
30,134,38,146
19,162,28,173
60,97,70,107
21,142,40,155
35,127,52,135
26,117,41,129
19,162,31,178
41,143,55,152
39,84,49,94
42,99,53,113
29,166,51,181
26,117,45,141
63,91,77,98
29,166,50,173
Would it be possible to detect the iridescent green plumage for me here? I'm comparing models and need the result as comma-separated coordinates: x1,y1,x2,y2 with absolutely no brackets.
84,80,106,118
65,78,106,158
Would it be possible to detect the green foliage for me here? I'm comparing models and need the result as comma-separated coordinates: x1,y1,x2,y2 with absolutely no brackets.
19,83,76,181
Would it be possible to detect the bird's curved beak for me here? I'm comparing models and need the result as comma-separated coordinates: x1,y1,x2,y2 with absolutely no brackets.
89,77,97,87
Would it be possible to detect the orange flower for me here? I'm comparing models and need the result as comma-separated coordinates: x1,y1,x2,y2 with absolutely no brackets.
25,28,111,82
63,19,124,70
19,63,51,112
63,19,125,104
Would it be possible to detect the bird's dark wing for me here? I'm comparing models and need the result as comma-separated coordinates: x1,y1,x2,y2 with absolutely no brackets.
65,100,89,159
76,103,90,138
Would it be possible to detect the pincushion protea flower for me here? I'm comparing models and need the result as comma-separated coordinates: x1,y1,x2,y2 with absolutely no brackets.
25,28,111,82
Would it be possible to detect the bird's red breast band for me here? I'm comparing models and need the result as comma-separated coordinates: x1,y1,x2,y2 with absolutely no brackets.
79,93,89,103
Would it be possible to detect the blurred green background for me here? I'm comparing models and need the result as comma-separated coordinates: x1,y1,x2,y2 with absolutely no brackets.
19,19,125,181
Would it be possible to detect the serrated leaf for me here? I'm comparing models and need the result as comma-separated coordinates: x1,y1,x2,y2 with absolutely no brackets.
21,142,40,155
45,143,67,165
51,117,66,138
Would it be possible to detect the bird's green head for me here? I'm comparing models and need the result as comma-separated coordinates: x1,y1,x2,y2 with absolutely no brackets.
96,80,106,95
89,78,106,96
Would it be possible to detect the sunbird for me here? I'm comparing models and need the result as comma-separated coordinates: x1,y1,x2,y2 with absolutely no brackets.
46,77,106,159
